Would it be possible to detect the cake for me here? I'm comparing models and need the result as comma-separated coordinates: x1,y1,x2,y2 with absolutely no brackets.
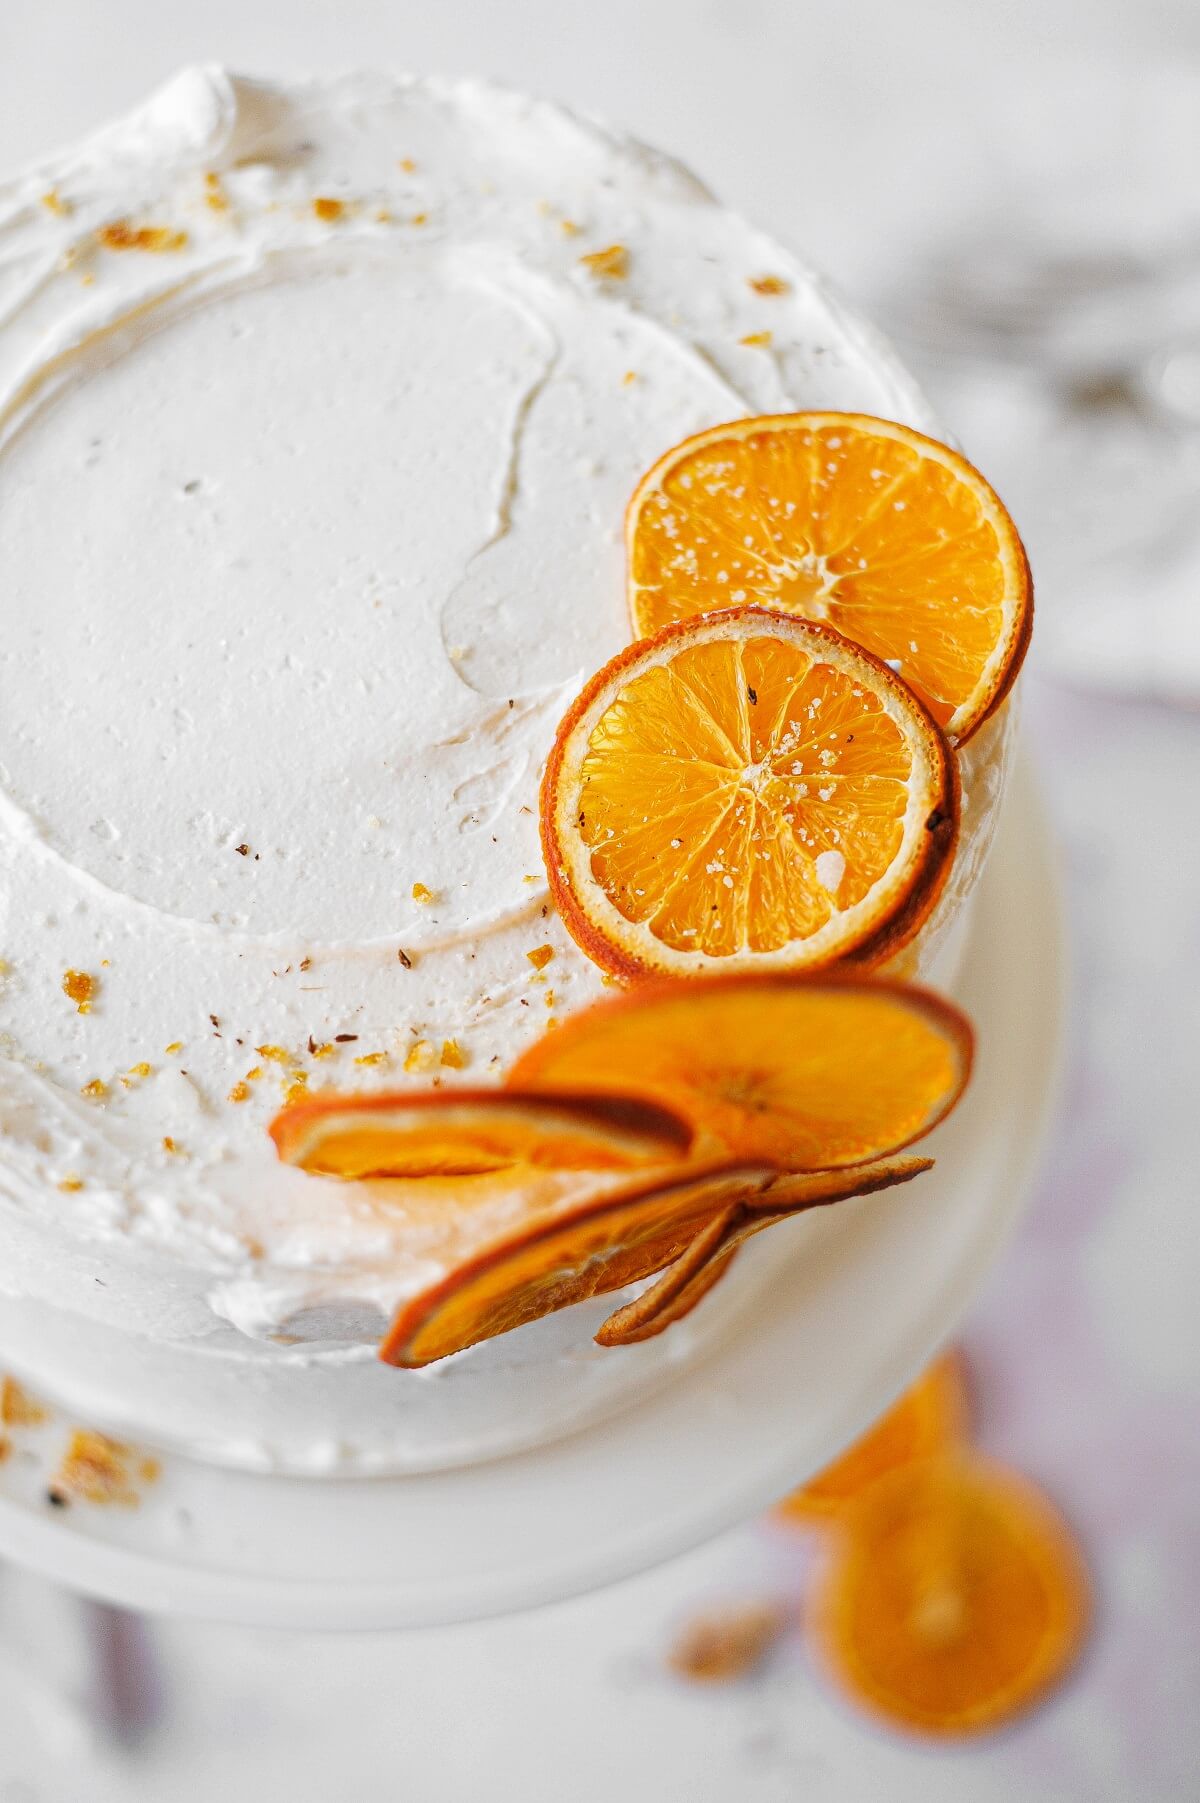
0,68,1016,1473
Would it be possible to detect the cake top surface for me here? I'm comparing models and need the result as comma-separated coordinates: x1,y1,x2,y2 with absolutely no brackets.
0,68,991,1340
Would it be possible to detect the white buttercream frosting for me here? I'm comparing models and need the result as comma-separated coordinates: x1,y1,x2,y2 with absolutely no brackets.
0,69,1010,1469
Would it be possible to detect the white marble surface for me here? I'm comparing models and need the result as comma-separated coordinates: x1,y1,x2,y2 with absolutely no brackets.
2,2,1199,1798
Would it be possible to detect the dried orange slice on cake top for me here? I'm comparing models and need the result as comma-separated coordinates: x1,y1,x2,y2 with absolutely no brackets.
627,412,1031,743
270,1087,693,1179
511,973,970,1170
542,608,957,980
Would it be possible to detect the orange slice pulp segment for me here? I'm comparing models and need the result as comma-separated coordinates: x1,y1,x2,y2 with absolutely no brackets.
269,1086,693,1179
542,608,957,979
776,1350,967,1520
508,973,972,1169
597,1156,933,1345
810,1454,1089,1736
627,412,1032,744
379,1162,773,1367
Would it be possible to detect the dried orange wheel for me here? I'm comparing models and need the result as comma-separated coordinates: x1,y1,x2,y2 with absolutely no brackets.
597,1156,933,1345
269,1086,693,1179
810,1455,1089,1737
379,1162,771,1367
627,412,1031,743
776,1350,967,1521
542,608,957,979
509,973,972,1169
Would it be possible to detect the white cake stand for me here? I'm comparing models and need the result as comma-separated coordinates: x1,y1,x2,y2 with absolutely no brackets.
0,760,1064,1630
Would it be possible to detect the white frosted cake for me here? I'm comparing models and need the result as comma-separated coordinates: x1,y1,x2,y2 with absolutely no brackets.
0,69,1012,1472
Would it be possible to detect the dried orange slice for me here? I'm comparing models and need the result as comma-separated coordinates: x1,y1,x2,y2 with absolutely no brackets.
380,1162,772,1367
270,1087,693,1179
597,1156,933,1345
542,608,957,978
509,973,972,1169
627,412,1031,743
810,1455,1089,1737
776,1350,967,1521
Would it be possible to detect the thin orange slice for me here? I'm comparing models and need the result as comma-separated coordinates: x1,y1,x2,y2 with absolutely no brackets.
627,412,1032,743
597,1156,933,1344
269,1087,693,1179
776,1350,967,1521
542,608,957,979
810,1455,1089,1737
509,973,972,1169
380,1162,772,1367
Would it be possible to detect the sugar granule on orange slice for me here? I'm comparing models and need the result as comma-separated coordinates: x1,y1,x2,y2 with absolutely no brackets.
380,1162,772,1367
776,1350,967,1521
509,973,972,1169
542,608,957,979
627,412,1032,744
597,1156,933,1345
809,1455,1089,1737
269,1087,693,1180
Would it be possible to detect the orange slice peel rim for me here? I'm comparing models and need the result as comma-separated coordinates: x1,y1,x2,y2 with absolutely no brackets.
269,1085,694,1179
626,411,1032,745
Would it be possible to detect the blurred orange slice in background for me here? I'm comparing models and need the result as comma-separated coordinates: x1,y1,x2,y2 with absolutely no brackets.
627,412,1031,743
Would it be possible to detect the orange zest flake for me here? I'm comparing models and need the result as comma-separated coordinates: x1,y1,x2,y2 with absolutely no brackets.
62,969,97,1013
2,1376,48,1427
310,1042,335,1060
228,1080,252,1104
245,1066,264,1082
411,882,436,904
80,1078,107,1101
410,212,429,227
41,188,70,216
403,1039,436,1075
353,1051,390,1068
439,1039,466,1069
98,220,188,254
204,170,228,211
283,1078,310,1105
312,196,346,223
668,1602,787,1683
559,218,581,237
164,1040,184,1055
48,1430,156,1508
622,370,638,385
526,945,555,972
399,157,417,173
256,1045,292,1064
579,243,629,279
58,1175,84,1192
127,1062,152,1080
161,1137,182,1155
740,330,773,347
748,273,789,296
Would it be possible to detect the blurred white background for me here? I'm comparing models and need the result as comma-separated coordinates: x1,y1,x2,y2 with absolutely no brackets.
2,2,1199,1798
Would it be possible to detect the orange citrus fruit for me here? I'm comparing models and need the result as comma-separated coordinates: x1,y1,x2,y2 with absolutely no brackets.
542,607,958,979
269,1087,693,1179
597,1155,933,1345
508,973,972,1169
809,1455,1089,1736
379,1161,771,1367
627,412,1031,743
776,1351,967,1521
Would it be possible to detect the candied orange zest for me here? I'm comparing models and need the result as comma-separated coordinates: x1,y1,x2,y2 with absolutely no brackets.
509,972,972,1170
809,1454,1090,1737
379,1161,772,1368
777,1351,968,1520
626,412,1031,744
597,1156,934,1345
269,1085,694,1181
540,607,958,979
